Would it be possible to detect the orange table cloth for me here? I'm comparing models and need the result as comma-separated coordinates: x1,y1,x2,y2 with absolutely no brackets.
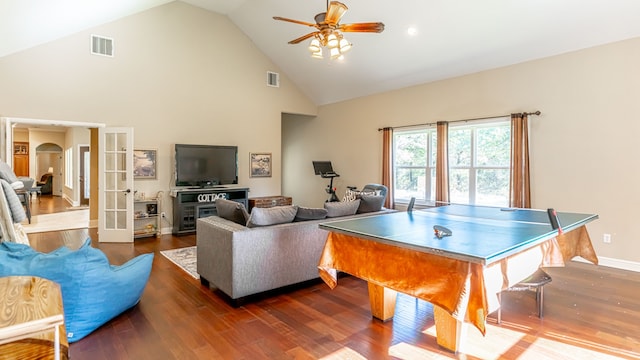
318,225,598,335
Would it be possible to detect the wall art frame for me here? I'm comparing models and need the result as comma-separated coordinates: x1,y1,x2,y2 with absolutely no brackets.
133,149,157,179
250,152,272,178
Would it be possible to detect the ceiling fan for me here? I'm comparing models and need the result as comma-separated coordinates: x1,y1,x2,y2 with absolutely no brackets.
273,1,385,60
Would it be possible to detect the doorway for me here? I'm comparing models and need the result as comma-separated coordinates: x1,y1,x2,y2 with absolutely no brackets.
2,117,104,230
35,143,62,197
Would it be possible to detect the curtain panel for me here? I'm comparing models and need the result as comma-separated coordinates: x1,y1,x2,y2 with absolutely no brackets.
382,127,394,209
509,113,531,208
435,121,450,205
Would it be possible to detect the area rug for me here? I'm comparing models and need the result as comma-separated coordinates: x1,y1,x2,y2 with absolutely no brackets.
23,209,90,234
160,246,199,279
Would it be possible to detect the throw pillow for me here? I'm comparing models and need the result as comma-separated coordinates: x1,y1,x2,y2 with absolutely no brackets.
357,195,386,213
0,159,24,189
294,207,328,222
215,198,250,225
324,199,361,217
342,189,376,202
247,205,299,227
0,238,154,342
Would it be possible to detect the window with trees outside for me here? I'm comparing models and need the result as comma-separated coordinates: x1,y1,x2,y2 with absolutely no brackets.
393,118,511,207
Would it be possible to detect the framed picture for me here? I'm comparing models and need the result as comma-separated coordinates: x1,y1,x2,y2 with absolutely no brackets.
133,149,157,179
250,152,272,178
146,203,158,215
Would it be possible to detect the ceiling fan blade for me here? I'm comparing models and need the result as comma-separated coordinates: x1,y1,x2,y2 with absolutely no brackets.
325,1,348,25
273,16,318,28
288,32,319,44
339,22,385,33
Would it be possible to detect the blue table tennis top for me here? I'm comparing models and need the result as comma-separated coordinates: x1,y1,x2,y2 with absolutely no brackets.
319,204,598,265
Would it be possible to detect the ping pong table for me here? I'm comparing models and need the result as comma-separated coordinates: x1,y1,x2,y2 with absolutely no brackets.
317,204,598,352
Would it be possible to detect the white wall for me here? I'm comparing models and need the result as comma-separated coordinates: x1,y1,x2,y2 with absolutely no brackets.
63,127,90,205
283,36,640,268
0,2,316,222
2,1,636,268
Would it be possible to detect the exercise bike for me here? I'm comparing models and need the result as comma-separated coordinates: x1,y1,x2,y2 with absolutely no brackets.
312,161,341,202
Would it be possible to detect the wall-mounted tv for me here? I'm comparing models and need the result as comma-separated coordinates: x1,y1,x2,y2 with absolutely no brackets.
174,144,238,187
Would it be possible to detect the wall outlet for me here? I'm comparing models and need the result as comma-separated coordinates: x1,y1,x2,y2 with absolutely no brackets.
603,233,611,243
161,212,166,218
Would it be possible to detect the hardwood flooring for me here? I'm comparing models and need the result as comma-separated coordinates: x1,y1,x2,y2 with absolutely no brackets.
21,197,640,359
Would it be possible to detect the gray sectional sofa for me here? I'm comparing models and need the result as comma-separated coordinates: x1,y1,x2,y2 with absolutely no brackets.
196,185,391,305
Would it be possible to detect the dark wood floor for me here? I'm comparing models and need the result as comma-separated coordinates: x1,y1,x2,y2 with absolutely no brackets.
23,197,640,359
27,194,69,217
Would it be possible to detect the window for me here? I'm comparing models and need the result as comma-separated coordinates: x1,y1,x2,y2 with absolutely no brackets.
394,128,437,203
393,118,510,207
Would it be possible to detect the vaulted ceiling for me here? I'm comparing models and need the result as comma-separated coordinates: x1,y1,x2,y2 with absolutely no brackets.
3,0,640,105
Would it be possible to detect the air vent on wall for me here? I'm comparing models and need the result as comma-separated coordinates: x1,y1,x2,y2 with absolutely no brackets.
91,35,114,57
267,71,279,87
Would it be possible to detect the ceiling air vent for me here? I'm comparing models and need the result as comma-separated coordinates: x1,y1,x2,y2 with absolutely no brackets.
91,35,114,57
267,71,279,87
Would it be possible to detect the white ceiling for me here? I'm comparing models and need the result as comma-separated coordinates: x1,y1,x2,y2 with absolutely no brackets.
3,0,640,105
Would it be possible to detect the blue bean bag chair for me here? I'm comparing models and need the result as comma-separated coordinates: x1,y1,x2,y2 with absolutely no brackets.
0,238,153,342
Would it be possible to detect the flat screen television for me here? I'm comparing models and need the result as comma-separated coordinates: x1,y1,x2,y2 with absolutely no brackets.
174,144,238,186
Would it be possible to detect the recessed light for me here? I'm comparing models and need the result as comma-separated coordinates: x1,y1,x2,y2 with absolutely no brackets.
407,26,418,36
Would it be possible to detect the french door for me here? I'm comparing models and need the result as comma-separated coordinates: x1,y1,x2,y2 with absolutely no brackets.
98,127,134,242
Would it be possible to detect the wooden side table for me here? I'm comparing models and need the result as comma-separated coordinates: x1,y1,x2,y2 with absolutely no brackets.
0,276,68,360
248,196,293,212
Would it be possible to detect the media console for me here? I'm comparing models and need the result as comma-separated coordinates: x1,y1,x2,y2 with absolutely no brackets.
170,186,249,235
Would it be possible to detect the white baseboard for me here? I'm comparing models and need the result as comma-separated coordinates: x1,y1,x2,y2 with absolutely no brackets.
161,227,173,235
573,256,640,273
61,194,78,207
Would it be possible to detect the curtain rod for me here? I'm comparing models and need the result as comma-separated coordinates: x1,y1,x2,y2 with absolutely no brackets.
378,111,541,131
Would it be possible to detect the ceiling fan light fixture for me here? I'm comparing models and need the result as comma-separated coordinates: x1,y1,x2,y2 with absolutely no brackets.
327,33,339,48
339,38,352,53
311,49,323,59
274,1,385,61
308,38,321,53
329,47,341,59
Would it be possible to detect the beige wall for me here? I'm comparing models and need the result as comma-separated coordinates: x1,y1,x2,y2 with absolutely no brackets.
0,2,316,223
283,37,640,268
63,127,90,205
1,2,636,268
12,129,28,142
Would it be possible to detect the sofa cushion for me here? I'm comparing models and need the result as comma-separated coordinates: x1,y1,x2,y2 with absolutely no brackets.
0,238,154,342
215,198,250,225
247,205,299,227
325,199,361,217
294,207,328,222
357,195,386,213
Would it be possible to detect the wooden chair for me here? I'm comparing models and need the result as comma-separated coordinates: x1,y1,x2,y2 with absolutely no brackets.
497,268,552,324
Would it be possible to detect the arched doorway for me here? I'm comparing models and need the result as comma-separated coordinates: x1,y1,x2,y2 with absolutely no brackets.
35,143,63,197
